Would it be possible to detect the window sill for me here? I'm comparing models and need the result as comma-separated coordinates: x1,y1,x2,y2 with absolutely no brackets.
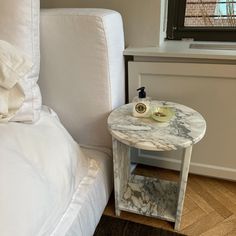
124,40,236,61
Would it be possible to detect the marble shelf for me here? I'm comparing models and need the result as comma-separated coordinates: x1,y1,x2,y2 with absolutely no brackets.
119,174,178,222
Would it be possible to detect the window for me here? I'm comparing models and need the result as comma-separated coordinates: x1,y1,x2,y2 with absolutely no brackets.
167,0,236,41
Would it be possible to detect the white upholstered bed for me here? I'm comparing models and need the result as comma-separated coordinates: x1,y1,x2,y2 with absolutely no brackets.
0,3,125,236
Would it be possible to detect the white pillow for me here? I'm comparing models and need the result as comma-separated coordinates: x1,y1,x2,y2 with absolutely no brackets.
0,40,33,122
0,0,41,122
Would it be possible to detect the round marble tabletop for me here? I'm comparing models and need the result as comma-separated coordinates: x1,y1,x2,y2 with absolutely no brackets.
107,101,206,151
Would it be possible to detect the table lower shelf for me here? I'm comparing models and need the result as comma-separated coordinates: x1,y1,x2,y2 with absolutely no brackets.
119,174,178,222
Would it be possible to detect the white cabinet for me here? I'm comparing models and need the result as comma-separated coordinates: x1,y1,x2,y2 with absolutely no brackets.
128,59,236,180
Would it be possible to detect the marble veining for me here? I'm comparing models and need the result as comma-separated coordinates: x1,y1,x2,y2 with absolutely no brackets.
119,174,178,222
108,101,206,151
112,138,130,216
109,102,206,230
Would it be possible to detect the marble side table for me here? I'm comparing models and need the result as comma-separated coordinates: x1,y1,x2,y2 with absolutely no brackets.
107,101,206,230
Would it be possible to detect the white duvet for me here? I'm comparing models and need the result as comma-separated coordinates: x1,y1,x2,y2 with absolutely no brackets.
0,107,89,236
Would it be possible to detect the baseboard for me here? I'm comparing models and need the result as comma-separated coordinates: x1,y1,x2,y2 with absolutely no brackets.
131,152,236,181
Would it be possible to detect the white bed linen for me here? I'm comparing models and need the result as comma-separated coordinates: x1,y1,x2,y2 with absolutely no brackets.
0,107,89,236
51,147,113,236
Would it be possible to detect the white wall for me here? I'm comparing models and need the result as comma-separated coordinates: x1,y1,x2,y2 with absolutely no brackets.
40,0,164,47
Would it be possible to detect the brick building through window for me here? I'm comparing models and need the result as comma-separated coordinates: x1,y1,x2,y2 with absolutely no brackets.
167,0,236,41
185,0,236,27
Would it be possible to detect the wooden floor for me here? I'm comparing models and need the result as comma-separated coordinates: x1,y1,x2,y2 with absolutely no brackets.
103,165,236,236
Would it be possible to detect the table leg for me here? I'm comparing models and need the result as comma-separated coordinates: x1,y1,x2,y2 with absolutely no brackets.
175,146,192,230
112,138,130,216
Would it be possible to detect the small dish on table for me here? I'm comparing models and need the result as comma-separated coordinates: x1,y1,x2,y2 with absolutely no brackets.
151,106,174,122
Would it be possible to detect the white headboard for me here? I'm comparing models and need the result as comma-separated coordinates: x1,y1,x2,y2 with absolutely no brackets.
39,9,125,148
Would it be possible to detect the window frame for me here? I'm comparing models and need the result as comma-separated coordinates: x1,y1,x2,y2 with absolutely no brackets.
167,0,236,41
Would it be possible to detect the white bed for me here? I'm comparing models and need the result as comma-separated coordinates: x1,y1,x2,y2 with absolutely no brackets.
0,6,125,236
0,108,113,236
52,146,113,236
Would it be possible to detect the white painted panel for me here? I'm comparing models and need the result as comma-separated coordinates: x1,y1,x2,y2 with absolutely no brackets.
129,61,236,180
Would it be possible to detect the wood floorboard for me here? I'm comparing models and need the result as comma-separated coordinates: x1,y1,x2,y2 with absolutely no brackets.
206,179,236,205
197,178,236,214
200,215,236,236
181,211,224,236
182,205,190,216
226,229,236,236
182,195,197,215
103,165,236,235
188,177,233,219
180,207,205,230
185,187,214,214
218,180,236,196
184,194,198,211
